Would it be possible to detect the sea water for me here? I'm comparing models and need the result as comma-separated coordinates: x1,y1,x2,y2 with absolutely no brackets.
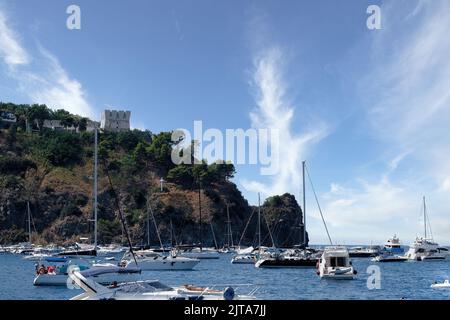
0,252,449,300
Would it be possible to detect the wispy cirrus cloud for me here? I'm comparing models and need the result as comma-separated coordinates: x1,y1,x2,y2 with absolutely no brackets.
241,47,328,198
0,8,94,118
317,0,450,244
0,10,29,67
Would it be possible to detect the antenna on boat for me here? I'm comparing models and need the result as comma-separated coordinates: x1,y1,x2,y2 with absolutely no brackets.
305,163,333,245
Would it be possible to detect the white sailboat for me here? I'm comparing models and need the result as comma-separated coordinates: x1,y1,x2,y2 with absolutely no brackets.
120,250,200,271
406,197,446,261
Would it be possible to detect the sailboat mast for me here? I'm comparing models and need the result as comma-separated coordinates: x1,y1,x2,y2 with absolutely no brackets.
93,127,98,250
423,196,427,239
147,208,150,247
170,219,174,247
27,201,31,244
226,204,233,247
198,179,202,251
258,193,261,248
302,160,306,246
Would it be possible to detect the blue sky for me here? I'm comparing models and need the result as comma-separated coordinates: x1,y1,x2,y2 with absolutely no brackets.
1,0,450,245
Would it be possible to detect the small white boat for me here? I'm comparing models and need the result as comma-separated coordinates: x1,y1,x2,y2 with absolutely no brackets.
431,279,450,289
178,247,220,260
68,270,256,300
231,254,256,264
121,250,200,271
317,246,356,280
23,253,52,261
372,254,407,262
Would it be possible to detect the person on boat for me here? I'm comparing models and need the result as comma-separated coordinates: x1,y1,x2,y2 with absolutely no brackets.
47,266,55,274
38,265,47,274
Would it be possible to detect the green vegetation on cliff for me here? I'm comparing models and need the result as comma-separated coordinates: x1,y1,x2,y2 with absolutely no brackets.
0,103,306,247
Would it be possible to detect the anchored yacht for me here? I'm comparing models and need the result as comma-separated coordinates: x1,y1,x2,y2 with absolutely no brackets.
317,246,356,280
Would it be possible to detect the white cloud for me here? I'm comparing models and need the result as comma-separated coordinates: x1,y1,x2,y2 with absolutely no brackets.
0,8,94,118
320,0,450,244
0,11,29,67
241,47,328,198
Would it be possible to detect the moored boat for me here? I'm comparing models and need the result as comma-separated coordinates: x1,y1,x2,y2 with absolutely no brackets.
317,246,356,280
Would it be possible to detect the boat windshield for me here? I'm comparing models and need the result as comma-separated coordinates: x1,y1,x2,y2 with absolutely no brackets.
116,281,174,293
329,257,347,267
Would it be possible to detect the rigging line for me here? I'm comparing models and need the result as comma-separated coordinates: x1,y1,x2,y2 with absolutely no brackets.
147,196,164,249
210,222,219,249
305,164,333,246
262,208,276,248
102,160,138,267
238,207,256,247
425,203,434,240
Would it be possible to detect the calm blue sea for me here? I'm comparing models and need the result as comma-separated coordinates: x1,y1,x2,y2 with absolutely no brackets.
0,252,449,300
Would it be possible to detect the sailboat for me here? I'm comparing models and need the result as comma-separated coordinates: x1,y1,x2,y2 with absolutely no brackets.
255,162,320,268
177,180,220,259
405,197,446,261
119,197,200,271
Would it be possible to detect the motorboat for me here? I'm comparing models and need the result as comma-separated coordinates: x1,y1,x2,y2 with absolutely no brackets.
68,270,256,300
371,253,407,262
348,246,380,258
33,260,140,287
177,247,220,260
231,254,256,264
317,246,356,280
406,238,446,261
382,235,405,254
431,279,450,289
120,250,200,271
255,249,319,268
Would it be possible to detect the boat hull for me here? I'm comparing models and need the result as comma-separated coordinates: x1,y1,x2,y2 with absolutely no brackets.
255,258,317,268
33,272,139,287
133,258,200,271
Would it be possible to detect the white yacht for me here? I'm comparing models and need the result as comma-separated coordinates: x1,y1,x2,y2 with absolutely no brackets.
177,247,220,260
231,254,256,264
383,235,405,254
405,237,446,261
431,279,450,289
69,270,256,300
317,246,356,280
120,250,200,271
406,197,446,261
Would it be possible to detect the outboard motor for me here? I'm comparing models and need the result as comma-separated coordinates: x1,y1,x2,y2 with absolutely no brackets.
223,287,235,300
